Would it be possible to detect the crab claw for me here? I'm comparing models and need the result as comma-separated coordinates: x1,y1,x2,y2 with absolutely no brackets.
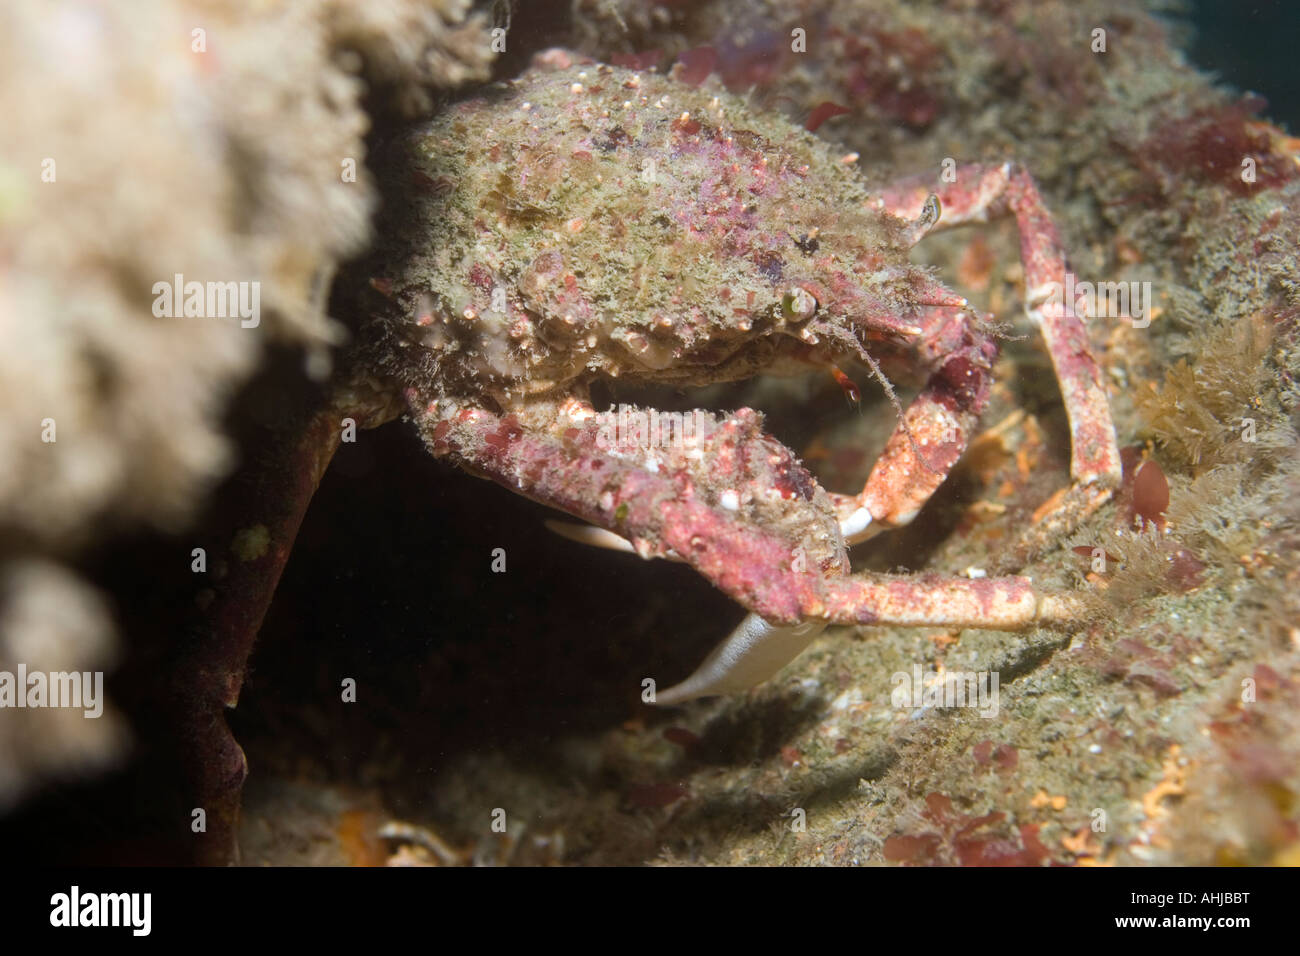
654,613,828,706
542,520,828,705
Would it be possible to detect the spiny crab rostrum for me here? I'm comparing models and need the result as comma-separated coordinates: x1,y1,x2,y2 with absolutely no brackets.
366,60,1121,705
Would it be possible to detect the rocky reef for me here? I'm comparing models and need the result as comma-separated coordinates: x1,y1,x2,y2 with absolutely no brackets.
1,0,1297,867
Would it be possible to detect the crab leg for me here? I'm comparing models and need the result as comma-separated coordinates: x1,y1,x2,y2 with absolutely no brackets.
834,163,1122,539
875,162,1122,492
414,396,835,623
413,397,1089,703
833,318,998,543
654,559,1091,705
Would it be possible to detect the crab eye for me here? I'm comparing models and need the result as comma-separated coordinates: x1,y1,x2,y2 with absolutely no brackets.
919,193,942,230
905,194,943,244
781,286,817,320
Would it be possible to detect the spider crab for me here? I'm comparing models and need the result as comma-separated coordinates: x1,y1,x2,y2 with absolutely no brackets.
369,61,1121,705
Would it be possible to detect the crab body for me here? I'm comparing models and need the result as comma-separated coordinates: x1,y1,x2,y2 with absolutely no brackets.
391,63,955,400
373,62,1121,704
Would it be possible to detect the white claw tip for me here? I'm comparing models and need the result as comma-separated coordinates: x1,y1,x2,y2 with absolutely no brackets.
839,506,873,540
653,613,828,706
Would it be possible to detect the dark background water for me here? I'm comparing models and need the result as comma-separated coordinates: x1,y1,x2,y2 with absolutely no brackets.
1187,0,1298,130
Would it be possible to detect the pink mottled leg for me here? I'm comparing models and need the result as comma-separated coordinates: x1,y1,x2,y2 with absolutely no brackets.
411,397,1088,705
413,396,1091,703
876,162,1122,492
413,395,844,624
833,304,998,543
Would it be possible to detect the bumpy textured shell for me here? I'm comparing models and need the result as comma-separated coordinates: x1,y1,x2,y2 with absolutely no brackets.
384,62,934,403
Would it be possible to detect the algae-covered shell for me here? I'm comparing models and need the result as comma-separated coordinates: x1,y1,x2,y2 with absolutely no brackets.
385,62,931,400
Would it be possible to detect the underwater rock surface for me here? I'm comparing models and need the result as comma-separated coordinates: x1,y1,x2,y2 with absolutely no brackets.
1,0,1297,867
